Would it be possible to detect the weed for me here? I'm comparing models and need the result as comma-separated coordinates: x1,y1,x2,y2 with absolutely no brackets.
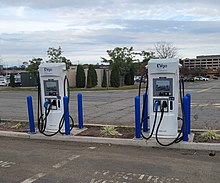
199,130,220,141
11,122,26,129
100,126,122,136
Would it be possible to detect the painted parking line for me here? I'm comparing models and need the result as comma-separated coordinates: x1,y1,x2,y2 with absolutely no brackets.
20,154,80,183
190,103,220,107
20,173,46,183
90,170,180,183
53,155,80,168
196,87,214,93
213,103,220,106
0,160,16,168
52,160,69,169
179,102,220,108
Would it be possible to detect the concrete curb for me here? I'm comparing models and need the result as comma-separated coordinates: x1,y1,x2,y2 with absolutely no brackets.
29,133,220,151
0,130,219,152
0,130,29,139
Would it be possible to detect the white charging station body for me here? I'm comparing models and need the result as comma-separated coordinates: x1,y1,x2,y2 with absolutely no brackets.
38,63,66,132
148,59,179,137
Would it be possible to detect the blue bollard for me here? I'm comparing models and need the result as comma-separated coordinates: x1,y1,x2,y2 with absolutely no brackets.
63,96,70,135
77,93,84,129
186,93,191,134
26,96,35,134
143,93,148,132
135,96,141,139
183,96,189,141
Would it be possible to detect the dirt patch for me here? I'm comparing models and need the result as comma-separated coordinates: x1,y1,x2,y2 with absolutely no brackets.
76,126,135,139
0,121,29,132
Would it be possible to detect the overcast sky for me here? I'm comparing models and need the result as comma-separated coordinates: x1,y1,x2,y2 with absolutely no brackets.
0,0,220,66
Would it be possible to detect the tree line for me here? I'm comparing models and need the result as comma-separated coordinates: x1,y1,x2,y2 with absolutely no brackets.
22,42,178,88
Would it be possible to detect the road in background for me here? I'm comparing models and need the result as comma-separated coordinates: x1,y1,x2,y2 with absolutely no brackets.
0,79,219,129
0,137,219,183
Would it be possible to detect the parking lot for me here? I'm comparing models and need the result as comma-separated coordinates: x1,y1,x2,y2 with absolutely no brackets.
0,79,219,129
0,137,219,183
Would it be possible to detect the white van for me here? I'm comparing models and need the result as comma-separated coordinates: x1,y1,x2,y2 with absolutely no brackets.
0,76,7,86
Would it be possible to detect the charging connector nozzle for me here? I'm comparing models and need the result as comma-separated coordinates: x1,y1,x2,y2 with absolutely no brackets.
44,100,49,108
162,100,168,108
155,101,159,110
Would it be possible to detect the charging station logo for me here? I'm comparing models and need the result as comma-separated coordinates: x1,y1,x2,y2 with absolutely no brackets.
44,67,52,74
157,64,167,70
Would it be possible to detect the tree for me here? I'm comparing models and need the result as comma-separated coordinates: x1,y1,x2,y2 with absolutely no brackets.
110,64,120,87
101,47,135,78
124,67,135,85
86,66,92,88
87,65,98,88
133,50,155,76
76,65,85,88
27,58,43,73
10,73,15,87
154,42,177,58
47,46,72,69
101,69,107,87
102,47,155,85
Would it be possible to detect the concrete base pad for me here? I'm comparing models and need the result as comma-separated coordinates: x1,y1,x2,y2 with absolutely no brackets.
71,127,88,135
141,132,195,143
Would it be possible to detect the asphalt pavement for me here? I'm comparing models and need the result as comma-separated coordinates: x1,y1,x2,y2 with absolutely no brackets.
0,78,219,182
0,79,219,129
0,136,219,183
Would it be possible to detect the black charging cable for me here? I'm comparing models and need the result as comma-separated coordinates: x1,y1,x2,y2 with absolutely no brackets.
154,78,186,146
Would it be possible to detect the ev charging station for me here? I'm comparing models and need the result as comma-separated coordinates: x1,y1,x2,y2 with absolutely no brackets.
38,62,71,134
148,58,179,138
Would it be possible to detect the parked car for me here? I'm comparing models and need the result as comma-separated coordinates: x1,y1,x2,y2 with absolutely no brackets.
213,76,218,80
0,77,7,86
134,76,147,83
182,77,194,82
194,76,209,81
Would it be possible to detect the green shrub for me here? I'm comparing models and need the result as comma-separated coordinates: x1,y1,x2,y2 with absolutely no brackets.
124,67,135,85
101,69,107,87
199,130,220,141
86,65,97,88
10,73,15,87
110,65,120,87
76,65,85,88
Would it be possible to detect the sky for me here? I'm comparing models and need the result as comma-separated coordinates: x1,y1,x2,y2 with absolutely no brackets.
0,0,220,66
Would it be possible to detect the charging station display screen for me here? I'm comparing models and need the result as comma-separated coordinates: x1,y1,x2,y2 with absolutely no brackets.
156,80,170,91
153,78,173,96
44,80,59,96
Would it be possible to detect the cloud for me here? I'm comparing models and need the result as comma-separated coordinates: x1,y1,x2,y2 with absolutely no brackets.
0,0,220,65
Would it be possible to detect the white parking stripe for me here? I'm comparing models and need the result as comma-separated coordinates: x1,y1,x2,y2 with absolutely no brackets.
196,87,214,93
52,160,68,169
68,155,80,161
21,154,80,183
20,172,46,183
53,155,80,169
139,174,145,180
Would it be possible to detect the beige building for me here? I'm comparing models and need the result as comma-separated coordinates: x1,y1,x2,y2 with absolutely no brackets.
182,55,220,69
67,65,110,88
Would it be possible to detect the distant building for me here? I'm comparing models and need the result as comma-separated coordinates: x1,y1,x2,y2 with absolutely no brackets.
182,55,220,69
67,64,110,87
